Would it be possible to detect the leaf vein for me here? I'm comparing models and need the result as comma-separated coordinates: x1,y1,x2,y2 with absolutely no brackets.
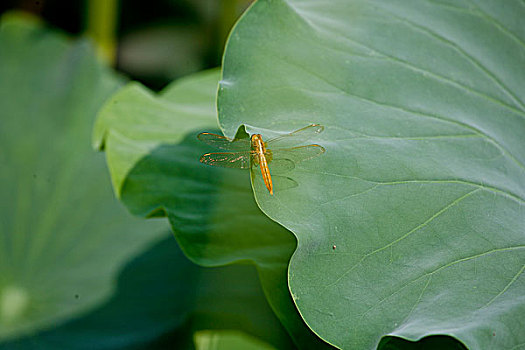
481,263,525,309
466,0,525,50
298,172,525,205
335,29,525,117
285,57,525,171
327,189,480,287
334,245,525,322
375,2,525,111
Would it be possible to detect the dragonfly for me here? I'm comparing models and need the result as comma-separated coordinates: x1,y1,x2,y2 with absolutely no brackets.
198,124,325,195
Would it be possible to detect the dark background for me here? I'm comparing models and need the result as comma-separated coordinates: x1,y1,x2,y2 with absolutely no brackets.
0,0,252,90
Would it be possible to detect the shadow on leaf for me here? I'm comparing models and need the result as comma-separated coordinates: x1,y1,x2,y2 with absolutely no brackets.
1,236,294,349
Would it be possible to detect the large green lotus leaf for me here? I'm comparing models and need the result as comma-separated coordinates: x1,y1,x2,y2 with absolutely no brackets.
2,236,293,350
94,70,330,348
218,0,525,349
0,13,169,341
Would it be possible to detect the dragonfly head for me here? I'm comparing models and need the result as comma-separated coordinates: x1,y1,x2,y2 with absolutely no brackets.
250,133,263,142
250,134,265,150
250,133,272,161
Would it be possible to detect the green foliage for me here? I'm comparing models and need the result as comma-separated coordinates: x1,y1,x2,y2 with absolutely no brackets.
0,13,288,350
0,12,158,340
219,0,525,349
5,0,523,348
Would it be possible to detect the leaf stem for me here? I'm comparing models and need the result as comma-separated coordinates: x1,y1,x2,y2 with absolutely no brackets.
85,0,119,64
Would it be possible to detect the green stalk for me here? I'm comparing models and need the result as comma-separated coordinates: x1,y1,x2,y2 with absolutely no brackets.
85,0,119,65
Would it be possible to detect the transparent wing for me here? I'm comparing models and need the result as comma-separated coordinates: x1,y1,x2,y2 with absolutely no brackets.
266,158,295,175
266,124,324,148
197,132,250,151
250,169,298,194
272,175,299,192
271,144,325,164
200,151,251,169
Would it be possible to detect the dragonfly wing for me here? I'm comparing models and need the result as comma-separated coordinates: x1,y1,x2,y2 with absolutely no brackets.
250,169,298,194
268,158,295,175
266,124,324,148
198,132,250,151
200,151,251,169
272,175,299,192
271,144,325,164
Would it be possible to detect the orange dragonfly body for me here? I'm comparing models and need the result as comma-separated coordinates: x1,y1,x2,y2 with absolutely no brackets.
198,124,325,195
251,134,274,194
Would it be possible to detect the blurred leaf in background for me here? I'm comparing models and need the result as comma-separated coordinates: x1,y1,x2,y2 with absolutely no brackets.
0,0,253,89
118,0,253,89
0,13,289,350
0,11,153,339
